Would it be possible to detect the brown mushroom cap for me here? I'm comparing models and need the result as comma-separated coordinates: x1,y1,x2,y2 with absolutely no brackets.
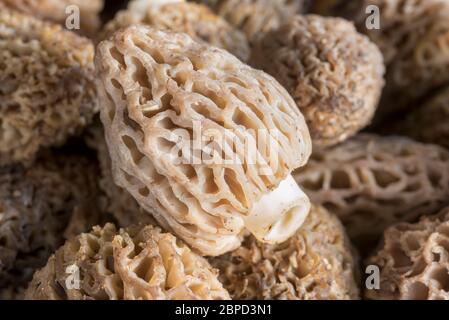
312,0,449,117
0,0,104,37
210,205,360,300
99,0,250,62
366,206,449,300
251,15,385,148
0,151,104,291
95,26,311,256
389,86,449,149
0,9,98,165
201,0,307,45
24,223,230,300
294,134,449,250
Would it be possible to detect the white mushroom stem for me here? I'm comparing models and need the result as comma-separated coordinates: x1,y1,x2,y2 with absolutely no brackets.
244,175,311,244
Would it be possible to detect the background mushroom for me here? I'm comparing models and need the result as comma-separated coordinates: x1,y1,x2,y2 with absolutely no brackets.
95,26,312,256
251,15,385,148
0,8,98,166
197,0,308,45
366,206,449,300
24,223,230,300
294,134,449,252
0,150,106,296
210,205,360,300
0,0,104,38
386,86,449,150
311,0,449,121
99,0,250,62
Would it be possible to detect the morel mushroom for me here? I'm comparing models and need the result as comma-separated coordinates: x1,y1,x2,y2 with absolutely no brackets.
199,0,307,45
210,205,360,300
311,0,449,117
95,26,312,256
85,124,157,228
251,15,385,148
389,86,449,149
0,9,98,165
0,151,104,292
294,134,449,251
100,0,250,62
366,206,449,300
25,223,230,300
0,0,104,37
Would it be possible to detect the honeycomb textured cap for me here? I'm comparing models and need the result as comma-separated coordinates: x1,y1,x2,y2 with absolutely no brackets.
210,205,360,300
0,0,104,37
24,223,231,300
313,0,449,116
391,86,449,149
85,124,158,228
100,0,250,62
0,9,98,165
251,14,385,148
205,0,307,45
95,26,311,256
0,151,105,290
294,134,449,250
366,206,449,300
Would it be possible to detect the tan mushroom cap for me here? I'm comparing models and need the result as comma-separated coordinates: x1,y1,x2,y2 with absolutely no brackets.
0,151,105,291
210,205,360,300
201,0,307,45
24,223,230,300
366,206,449,300
0,0,104,37
312,0,449,117
0,8,98,165
95,26,312,256
294,134,449,250
251,15,385,148
100,0,250,62
85,124,158,228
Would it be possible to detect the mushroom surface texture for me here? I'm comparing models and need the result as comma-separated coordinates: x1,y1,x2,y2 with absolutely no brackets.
0,151,104,292
210,205,360,300
24,223,231,300
99,0,250,62
199,0,307,45
366,206,449,300
85,124,158,228
311,0,449,117
0,8,98,166
95,26,312,256
0,0,104,37
294,134,449,251
251,14,385,148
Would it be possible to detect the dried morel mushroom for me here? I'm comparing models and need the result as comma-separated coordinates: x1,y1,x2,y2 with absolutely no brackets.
0,9,98,166
389,86,449,149
312,0,449,117
0,0,104,37
0,152,104,291
200,0,307,45
85,124,156,228
210,205,360,300
294,134,449,250
25,223,230,300
100,0,250,62
251,15,385,148
96,26,312,256
366,206,449,300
